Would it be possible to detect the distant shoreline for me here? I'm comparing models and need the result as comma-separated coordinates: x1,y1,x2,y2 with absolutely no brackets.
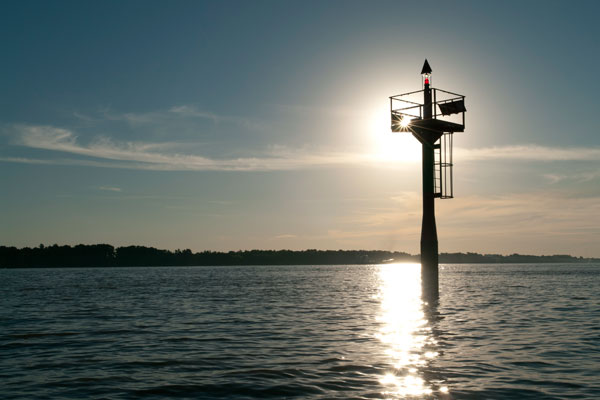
1,244,598,268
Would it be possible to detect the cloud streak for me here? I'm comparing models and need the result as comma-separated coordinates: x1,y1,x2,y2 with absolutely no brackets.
456,145,600,162
6,124,374,171
3,124,600,172
73,104,268,132
98,186,122,192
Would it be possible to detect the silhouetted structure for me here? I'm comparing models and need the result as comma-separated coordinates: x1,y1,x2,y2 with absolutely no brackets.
390,60,467,297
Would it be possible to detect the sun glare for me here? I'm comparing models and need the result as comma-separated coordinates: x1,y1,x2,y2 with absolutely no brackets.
375,264,449,397
400,116,412,128
369,109,421,163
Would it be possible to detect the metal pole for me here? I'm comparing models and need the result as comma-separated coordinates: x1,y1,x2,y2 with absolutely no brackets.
421,82,439,298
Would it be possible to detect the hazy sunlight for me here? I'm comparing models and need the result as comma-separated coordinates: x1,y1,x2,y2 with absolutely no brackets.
369,109,421,163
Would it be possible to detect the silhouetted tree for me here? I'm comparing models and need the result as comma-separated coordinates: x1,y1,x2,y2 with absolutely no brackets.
0,245,596,268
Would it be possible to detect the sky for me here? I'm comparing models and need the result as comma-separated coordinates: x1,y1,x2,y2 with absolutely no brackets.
1,0,599,257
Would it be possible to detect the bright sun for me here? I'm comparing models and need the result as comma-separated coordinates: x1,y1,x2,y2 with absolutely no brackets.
369,108,421,163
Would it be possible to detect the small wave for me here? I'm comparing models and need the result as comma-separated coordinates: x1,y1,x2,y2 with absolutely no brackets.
510,360,556,368
6,331,80,339
221,368,310,379
327,364,378,374
130,382,325,398
452,386,563,399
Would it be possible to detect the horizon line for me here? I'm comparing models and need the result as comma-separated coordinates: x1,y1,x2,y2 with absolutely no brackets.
1,243,598,260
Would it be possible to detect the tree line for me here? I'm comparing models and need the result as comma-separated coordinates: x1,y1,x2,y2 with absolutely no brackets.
0,244,596,268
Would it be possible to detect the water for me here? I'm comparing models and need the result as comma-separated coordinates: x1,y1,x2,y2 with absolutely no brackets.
1,264,599,399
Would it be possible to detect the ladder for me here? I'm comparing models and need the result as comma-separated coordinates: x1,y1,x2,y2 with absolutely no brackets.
434,133,454,199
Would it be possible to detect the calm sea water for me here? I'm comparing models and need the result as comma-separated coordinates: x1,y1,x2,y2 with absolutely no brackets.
1,264,599,399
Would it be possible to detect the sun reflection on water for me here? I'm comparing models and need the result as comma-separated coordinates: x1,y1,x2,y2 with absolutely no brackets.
375,263,445,398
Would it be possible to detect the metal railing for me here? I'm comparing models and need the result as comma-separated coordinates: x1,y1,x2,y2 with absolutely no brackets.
390,88,465,129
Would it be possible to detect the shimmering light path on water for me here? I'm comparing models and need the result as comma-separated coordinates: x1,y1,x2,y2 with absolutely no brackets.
1,264,599,399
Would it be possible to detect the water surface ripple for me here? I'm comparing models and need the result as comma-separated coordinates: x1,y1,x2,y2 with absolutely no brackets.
1,264,599,399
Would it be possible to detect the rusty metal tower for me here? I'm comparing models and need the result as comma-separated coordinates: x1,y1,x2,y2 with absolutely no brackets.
390,60,466,297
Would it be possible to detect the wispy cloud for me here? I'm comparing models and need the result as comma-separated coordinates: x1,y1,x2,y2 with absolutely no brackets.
73,104,266,132
6,124,373,171
543,170,600,184
98,186,122,192
456,145,600,162
272,234,297,240
3,124,600,172
168,105,221,122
